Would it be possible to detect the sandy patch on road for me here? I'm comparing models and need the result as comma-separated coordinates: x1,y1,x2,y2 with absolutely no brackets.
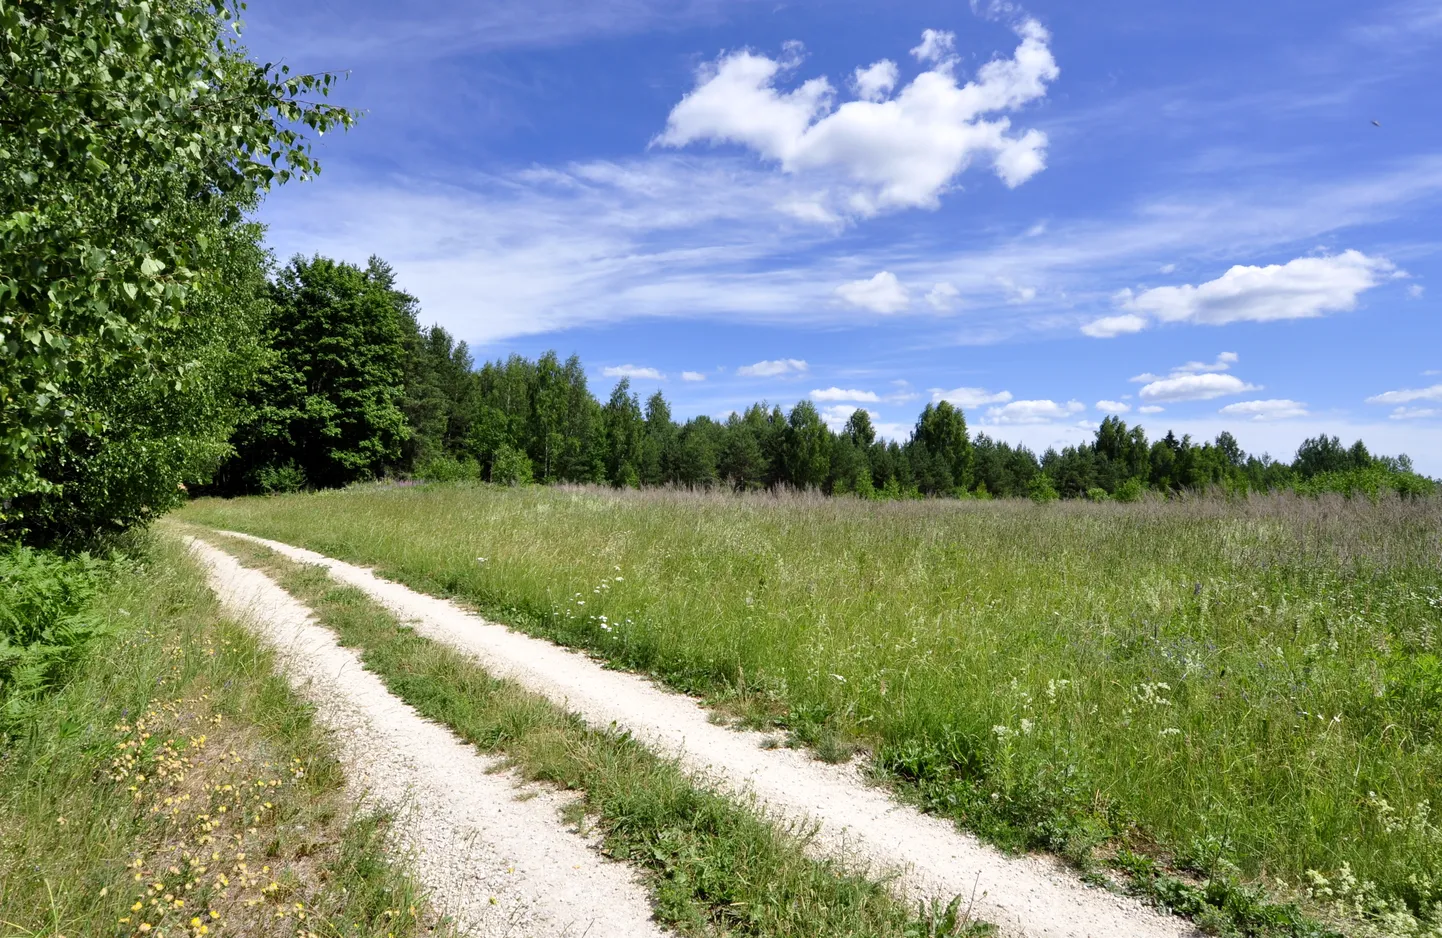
211,529,1197,938
189,537,672,938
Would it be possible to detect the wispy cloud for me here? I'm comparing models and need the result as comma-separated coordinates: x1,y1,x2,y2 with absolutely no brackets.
811,387,881,402
603,364,665,380
931,386,1013,408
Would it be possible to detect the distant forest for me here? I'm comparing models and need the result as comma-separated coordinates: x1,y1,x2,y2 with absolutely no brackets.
210,255,1435,504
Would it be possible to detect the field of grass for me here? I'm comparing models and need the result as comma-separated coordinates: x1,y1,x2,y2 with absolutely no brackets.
180,484,1442,935
0,535,437,938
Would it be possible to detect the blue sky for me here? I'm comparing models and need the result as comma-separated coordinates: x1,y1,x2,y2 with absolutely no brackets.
241,0,1442,471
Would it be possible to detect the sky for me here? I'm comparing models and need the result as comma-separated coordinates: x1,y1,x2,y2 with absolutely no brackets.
239,0,1442,472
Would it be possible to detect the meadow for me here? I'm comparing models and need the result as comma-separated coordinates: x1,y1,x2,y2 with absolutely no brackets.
181,485,1442,934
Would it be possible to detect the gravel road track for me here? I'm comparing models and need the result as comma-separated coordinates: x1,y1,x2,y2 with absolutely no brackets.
189,537,673,938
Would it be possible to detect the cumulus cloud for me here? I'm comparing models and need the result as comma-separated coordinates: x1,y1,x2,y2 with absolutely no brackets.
603,364,664,380
655,20,1059,214
836,270,910,313
1095,400,1131,413
926,281,960,310
1138,405,1165,414
1218,399,1309,421
681,371,707,381
910,28,956,63
853,60,899,102
738,358,808,377
985,399,1085,424
1139,373,1259,402
1082,313,1148,338
1131,352,1258,402
1366,384,1442,405
931,386,1013,408
811,387,881,402
1104,250,1395,334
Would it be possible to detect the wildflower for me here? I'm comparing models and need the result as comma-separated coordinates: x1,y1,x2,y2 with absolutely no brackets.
830,673,847,683
1159,728,1181,737
1020,718,1034,735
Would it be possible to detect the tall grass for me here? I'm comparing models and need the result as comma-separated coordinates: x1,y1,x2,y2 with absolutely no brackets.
180,485,1442,933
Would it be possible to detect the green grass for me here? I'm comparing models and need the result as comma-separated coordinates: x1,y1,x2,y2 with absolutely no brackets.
0,535,438,938
193,527,993,938
177,484,1442,936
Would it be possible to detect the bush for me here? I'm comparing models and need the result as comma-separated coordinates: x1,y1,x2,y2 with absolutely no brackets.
257,462,307,495
490,445,534,486
1293,467,1437,499
1085,487,1110,503
1113,478,1146,503
1029,475,1060,503
417,456,481,483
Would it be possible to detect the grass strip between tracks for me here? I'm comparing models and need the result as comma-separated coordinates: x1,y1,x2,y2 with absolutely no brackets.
195,527,995,938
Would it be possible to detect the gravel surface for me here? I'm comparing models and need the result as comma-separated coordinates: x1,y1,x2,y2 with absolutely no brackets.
211,530,1199,938
189,537,673,938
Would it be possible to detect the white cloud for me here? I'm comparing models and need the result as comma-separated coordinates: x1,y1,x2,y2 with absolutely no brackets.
1112,250,1395,332
836,270,910,313
910,28,956,63
1132,352,1259,401
1390,407,1441,420
655,20,1059,214
998,277,1036,303
811,387,881,402
1082,313,1148,338
1366,384,1442,405
738,358,809,377
603,364,664,380
681,371,707,382
819,404,877,431
925,281,960,310
1095,400,1131,413
1408,284,1425,298
1138,405,1165,414
1218,399,1309,421
1139,373,1260,402
931,386,1014,408
1172,351,1239,374
984,399,1085,424
853,60,899,102
1159,263,1177,274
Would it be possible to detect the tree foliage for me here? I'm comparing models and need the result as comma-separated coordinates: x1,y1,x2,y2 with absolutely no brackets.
218,256,407,492
0,0,352,532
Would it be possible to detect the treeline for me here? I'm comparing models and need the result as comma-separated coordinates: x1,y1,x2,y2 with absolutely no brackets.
207,254,1435,503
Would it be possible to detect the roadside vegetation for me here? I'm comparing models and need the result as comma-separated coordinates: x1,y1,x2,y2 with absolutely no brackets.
0,536,437,938
191,526,994,938
182,485,1442,937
